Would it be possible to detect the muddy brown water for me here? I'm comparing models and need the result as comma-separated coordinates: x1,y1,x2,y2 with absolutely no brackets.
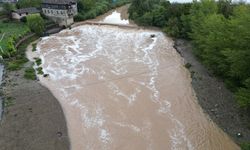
28,7,240,150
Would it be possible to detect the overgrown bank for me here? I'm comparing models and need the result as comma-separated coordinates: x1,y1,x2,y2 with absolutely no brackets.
128,0,250,148
74,0,130,21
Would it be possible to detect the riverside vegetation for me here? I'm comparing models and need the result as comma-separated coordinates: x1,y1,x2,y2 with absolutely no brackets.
129,0,250,148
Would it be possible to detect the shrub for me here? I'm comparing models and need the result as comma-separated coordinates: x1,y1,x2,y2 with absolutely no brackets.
7,58,27,71
241,142,250,150
26,14,45,36
35,57,42,66
20,16,27,23
32,43,37,51
24,67,36,80
36,67,43,75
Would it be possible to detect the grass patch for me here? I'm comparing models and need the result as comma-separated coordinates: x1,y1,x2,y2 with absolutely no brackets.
5,36,39,71
32,43,37,51
24,67,36,80
4,97,15,107
36,67,43,75
184,63,192,69
7,58,28,71
241,142,250,150
0,21,30,56
34,57,42,66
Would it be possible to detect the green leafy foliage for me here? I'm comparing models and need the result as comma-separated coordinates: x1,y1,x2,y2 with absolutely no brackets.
2,3,16,16
24,67,36,80
75,0,130,21
36,67,43,75
0,21,30,58
27,14,45,36
7,58,28,71
17,0,42,8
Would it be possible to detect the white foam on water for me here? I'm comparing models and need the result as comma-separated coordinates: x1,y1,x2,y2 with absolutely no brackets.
99,129,112,144
108,82,141,105
114,122,141,133
101,11,129,25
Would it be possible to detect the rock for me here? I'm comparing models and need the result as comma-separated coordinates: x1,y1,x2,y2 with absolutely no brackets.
214,104,218,107
43,74,49,77
57,132,62,137
236,132,243,138
150,34,156,38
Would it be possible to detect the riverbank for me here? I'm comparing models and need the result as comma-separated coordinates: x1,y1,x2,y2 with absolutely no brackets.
0,64,3,120
174,39,250,145
0,43,70,149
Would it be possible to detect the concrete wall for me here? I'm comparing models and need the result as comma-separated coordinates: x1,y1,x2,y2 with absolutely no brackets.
47,15,74,27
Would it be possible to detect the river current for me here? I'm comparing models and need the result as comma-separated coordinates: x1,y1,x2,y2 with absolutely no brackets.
28,7,239,150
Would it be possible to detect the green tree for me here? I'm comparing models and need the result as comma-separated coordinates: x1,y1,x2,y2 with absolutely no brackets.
17,0,42,8
27,14,45,36
217,0,233,18
77,0,96,12
2,3,16,17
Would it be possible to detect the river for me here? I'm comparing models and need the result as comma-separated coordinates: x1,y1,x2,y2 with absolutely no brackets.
29,6,240,150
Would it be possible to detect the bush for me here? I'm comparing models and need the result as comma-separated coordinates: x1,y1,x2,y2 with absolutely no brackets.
7,58,27,71
36,67,43,75
20,16,27,23
17,0,42,8
7,61,21,71
136,12,153,26
241,142,250,150
32,43,37,51
27,14,45,36
24,67,36,80
35,57,42,66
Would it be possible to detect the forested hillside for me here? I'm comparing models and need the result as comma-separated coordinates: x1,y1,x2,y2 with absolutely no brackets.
129,0,250,111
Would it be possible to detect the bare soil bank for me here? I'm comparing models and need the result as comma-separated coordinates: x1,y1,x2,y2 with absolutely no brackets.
174,39,250,144
0,62,70,150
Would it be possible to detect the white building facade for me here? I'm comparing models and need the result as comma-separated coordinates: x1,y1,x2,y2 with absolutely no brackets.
41,0,77,27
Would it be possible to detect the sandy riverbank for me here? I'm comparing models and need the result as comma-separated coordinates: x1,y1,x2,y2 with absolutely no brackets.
0,50,69,149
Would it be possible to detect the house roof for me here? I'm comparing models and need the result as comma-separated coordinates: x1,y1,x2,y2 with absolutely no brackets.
42,0,76,5
13,7,40,14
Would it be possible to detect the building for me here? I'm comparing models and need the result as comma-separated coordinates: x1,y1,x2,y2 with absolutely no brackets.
41,0,77,27
12,7,40,20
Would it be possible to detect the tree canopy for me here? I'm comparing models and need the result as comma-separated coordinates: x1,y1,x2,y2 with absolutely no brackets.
26,14,45,36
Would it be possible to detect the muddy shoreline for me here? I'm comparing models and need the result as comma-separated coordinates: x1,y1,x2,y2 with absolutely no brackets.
0,60,70,149
174,39,250,145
